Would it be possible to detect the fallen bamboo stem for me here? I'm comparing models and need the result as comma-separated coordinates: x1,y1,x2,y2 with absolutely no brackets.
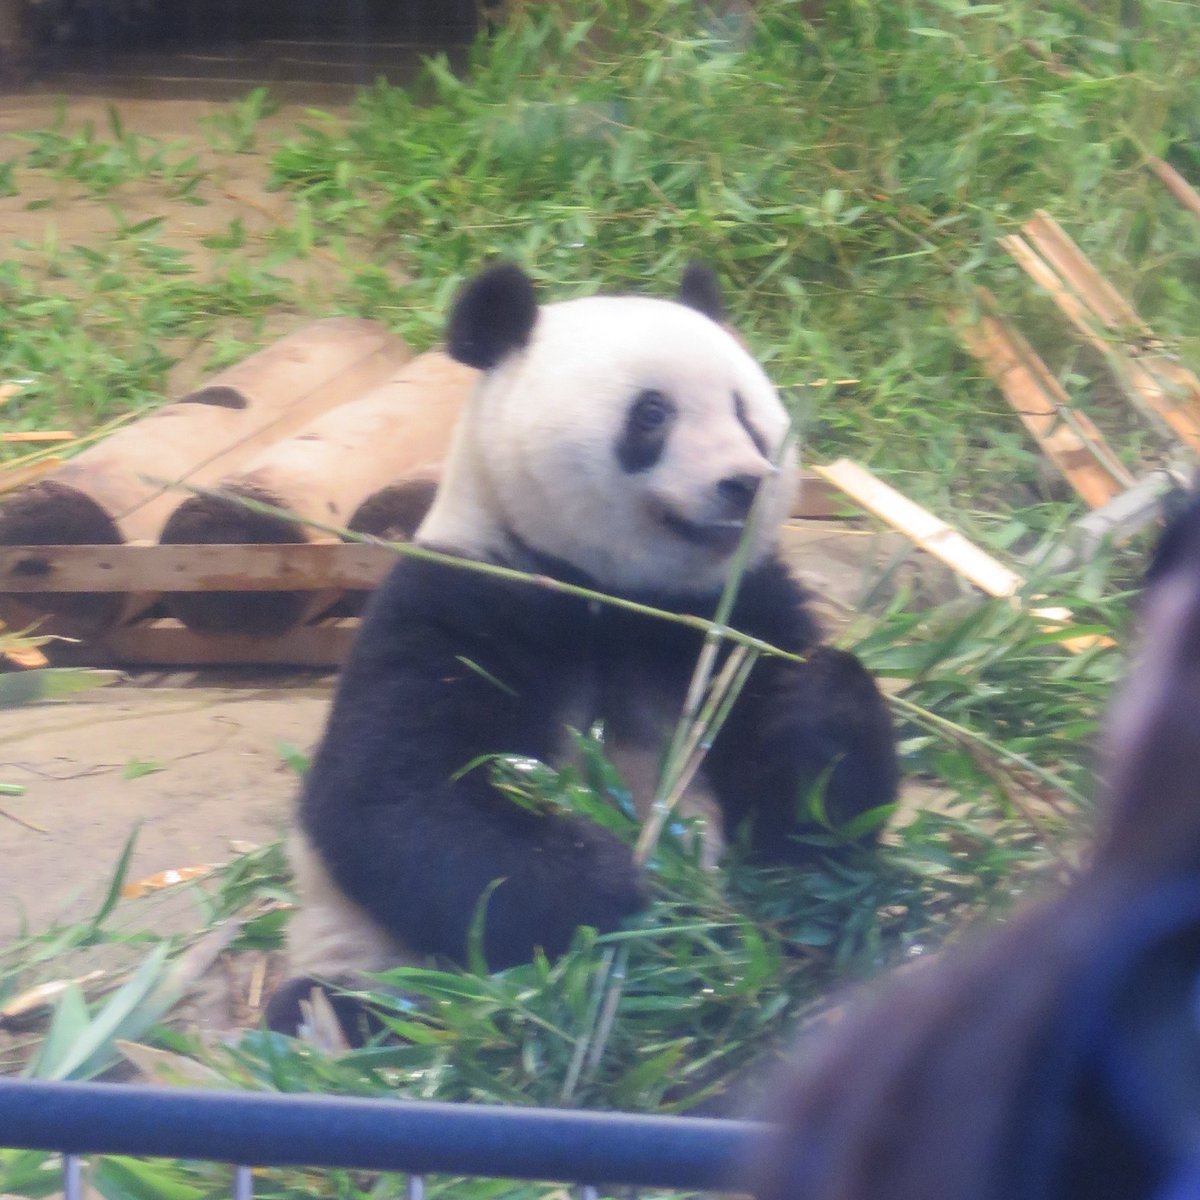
810,460,1024,598
1146,156,1200,225
0,432,75,444
958,300,1133,508
811,458,1114,653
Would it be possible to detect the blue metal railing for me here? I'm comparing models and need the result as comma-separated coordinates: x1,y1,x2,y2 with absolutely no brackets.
0,1079,763,1197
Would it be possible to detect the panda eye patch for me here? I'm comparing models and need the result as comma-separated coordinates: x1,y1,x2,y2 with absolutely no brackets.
616,389,676,473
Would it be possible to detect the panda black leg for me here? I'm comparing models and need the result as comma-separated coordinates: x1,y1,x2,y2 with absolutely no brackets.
706,646,899,862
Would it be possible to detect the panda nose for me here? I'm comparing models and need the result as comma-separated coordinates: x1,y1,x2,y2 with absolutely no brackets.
717,472,762,519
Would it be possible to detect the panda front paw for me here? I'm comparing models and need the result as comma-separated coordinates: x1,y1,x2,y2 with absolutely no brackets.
708,644,899,863
264,975,390,1049
478,818,650,968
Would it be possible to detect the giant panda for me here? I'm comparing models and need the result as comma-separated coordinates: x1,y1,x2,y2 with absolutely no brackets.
266,263,898,1037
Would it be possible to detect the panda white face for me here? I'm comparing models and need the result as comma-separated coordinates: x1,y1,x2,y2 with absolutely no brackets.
420,266,797,596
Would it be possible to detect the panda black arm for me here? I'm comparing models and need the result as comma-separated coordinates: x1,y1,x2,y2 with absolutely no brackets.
299,555,647,970
705,556,899,861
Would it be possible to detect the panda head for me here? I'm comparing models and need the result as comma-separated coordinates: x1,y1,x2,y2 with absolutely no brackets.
420,262,797,596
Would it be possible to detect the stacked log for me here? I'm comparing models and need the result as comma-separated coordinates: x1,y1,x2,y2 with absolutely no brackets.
0,319,411,639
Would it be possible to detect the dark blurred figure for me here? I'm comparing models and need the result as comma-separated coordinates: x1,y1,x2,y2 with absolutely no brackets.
752,495,1200,1200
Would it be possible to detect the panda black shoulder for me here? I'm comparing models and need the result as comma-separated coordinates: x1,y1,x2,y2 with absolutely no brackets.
353,549,585,657
728,554,823,653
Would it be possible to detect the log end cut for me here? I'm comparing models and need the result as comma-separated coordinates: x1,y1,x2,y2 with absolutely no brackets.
0,480,127,638
159,486,307,637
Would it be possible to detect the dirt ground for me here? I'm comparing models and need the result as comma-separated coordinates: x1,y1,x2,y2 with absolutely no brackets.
0,91,957,954
0,673,327,941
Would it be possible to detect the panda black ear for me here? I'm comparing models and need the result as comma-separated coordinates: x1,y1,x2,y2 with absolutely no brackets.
678,261,724,322
447,262,539,370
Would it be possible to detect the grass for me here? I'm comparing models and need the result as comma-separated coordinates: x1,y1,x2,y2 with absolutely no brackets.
1,0,1199,1194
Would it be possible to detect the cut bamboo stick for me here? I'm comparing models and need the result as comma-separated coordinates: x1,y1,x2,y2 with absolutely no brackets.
1021,211,1143,331
958,303,1133,508
1148,155,1200,224
811,459,1024,598
811,458,1113,652
0,431,75,443
0,319,411,639
159,351,473,635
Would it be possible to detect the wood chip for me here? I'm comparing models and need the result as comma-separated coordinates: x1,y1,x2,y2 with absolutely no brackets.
121,863,219,899
0,618,49,669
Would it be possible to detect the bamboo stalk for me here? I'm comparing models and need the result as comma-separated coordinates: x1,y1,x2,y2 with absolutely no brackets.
811,460,1024,598
1008,212,1200,454
958,301,1133,508
0,431,75,443
1147,155,1200,223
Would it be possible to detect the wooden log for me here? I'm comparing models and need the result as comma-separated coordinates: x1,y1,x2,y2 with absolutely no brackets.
159,351,474,635
0,319,411,639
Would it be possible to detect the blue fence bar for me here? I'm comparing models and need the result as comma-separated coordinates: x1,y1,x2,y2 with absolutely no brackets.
0,1079,763,1191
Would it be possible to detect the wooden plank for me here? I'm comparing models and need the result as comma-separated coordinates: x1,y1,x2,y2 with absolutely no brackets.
958,306,1133,508
61,617,360,669
1022,210,1143,331
810,459,1025,598
0,542,401,594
